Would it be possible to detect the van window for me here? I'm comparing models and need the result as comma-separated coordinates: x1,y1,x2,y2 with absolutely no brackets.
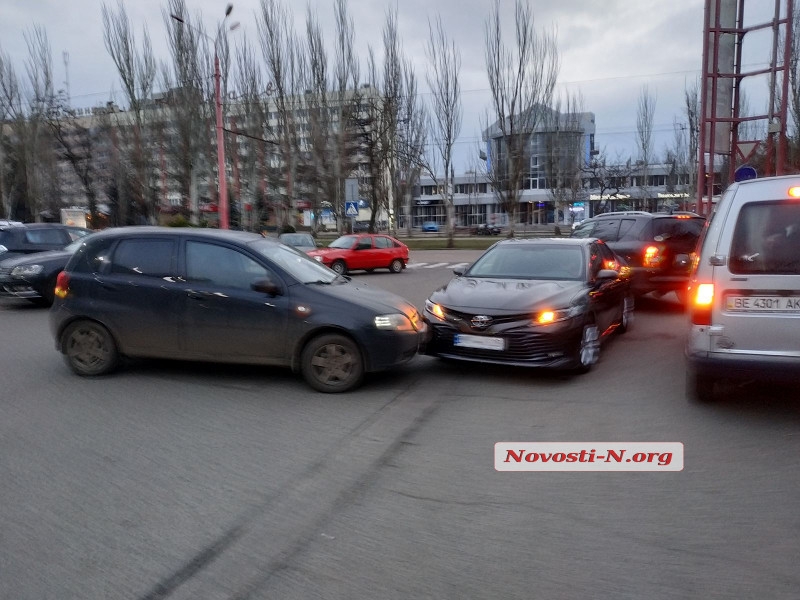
729,202,800,274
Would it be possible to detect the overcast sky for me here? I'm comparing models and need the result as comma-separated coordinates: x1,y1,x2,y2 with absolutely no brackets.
1,0,781,171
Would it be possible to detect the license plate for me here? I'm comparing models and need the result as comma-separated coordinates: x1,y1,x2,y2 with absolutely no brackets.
453,334,505,351
726,295,800,312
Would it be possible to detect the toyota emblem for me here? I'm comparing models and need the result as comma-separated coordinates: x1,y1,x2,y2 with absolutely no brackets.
471,315,492,329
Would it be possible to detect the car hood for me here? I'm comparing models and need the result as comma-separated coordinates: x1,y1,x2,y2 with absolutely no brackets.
305,279,417,316
429,276,585,313
0,248,73,268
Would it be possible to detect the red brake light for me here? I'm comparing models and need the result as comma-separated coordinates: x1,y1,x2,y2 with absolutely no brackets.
643,246,663,267
689,283,713,325
54,271,70,299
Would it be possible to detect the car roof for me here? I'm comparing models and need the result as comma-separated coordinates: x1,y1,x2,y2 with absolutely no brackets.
494,237,596,247
83,226,267,243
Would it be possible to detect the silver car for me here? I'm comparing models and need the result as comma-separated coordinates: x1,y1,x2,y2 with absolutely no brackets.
685,175,800,401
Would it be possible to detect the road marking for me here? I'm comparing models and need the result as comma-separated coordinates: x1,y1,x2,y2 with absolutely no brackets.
406,263,428,269
423,263,449,269
449,263,470,270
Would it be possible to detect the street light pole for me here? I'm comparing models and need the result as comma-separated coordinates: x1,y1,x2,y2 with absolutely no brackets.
171,4,235,229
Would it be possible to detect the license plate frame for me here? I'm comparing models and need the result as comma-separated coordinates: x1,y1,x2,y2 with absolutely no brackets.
453,333,505,351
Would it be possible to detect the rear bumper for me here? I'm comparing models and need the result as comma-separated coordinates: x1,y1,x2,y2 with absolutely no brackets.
686,351,800,384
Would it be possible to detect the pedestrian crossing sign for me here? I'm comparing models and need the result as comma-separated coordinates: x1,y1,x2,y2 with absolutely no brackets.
345,201,359,217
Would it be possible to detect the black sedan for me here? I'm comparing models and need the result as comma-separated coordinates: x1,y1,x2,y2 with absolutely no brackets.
423,238,633,372
0,237,85,306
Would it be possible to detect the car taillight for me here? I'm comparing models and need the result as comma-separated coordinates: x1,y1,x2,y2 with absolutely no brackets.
54,271,70,299
643,245,664,268
689,283,713,325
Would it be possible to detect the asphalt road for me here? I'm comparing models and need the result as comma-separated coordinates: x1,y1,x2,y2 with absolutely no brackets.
1,251,799,600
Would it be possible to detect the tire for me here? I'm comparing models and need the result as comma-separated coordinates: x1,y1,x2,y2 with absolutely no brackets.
574,322,600,373
686,368,716,403
618,295,634,334
389,258,403,274
61,320,119,376
301,333,364,393
331,260,347,275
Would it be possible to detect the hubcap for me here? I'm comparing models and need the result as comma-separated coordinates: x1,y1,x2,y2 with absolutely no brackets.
310,343,355,385
67,328,110,370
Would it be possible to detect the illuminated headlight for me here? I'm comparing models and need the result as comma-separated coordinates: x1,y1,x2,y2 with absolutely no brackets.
11,264,44,278
313,256,323,262
534,305,582,325
424,299,446,320
374,313,416,331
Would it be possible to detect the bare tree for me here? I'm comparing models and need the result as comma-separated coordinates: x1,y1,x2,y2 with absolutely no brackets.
102,0,158,224
395,62,426,236
423,15,462,247
635,84,656,211
161,0,210,225
582,150,634,214
483,0,559,236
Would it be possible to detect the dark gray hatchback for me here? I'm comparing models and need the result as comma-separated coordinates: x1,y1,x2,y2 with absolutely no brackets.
50,227,426,392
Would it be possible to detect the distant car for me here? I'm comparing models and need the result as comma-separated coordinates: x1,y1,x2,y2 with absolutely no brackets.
423,238,632,372
0,222,91,262
686,175,800,402
278,232,317,253
49,227,426,393
0,237,87,306
306,234,409,275
353,221,371,233
475,223,501,236
571,211,704,303
422,221,440,232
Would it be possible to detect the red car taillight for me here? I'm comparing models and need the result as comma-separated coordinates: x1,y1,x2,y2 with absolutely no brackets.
54,271,70,299
689,283,714,325
643,245,664,268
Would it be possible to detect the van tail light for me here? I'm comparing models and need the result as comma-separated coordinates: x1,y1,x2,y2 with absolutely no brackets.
54,271,70,299
643,245,664,267
689,283,714,325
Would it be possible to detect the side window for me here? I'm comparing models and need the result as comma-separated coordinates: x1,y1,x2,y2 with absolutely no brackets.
588,243,605,279
617,219,638,241
186,241,269,290
356,238,373,250
591,219,621,242
374,236,392,249
110,239,175,278
71,237,116,274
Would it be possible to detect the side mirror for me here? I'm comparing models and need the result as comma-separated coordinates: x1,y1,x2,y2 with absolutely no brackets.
596,269,619,281
453,266,466,276
251,278,282,296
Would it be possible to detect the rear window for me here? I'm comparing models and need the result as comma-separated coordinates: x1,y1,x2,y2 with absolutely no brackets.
25,228,68,245
651,218,704,242
109,239,175,278
729,201,800,274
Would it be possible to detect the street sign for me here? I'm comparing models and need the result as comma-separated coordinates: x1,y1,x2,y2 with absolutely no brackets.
345,201,359,217
734,165,758,182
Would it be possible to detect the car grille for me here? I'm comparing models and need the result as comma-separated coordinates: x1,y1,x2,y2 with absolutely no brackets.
441,307,531,330
433,327,572,363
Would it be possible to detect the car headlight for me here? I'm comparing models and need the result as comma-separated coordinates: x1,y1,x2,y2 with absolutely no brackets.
534,305,583,325
425,299,446,320
11,264,44,278
374,313,417,331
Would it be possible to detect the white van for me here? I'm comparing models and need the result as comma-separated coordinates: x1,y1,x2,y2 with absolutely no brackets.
685,175,800,401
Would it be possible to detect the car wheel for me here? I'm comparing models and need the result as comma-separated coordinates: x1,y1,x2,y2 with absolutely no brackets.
618,295,634,334
686,368,716,403
574,322,600,373
62,320,119,376
389,258,403,273
331,260,347,275
301,333,364,393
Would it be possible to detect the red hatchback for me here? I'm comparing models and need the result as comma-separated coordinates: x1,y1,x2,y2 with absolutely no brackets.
307,234,408,275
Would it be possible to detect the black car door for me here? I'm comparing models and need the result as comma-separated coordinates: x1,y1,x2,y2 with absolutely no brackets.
178,239,290,363
588,242,626,335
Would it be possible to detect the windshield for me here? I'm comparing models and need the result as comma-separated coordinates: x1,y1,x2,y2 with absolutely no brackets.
328,235,357,249
248,239,338,283
467,244,585,280
279,233,314,247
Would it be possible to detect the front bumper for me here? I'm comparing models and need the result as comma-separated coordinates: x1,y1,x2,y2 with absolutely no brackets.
423,314,583,369
360,324,428,372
